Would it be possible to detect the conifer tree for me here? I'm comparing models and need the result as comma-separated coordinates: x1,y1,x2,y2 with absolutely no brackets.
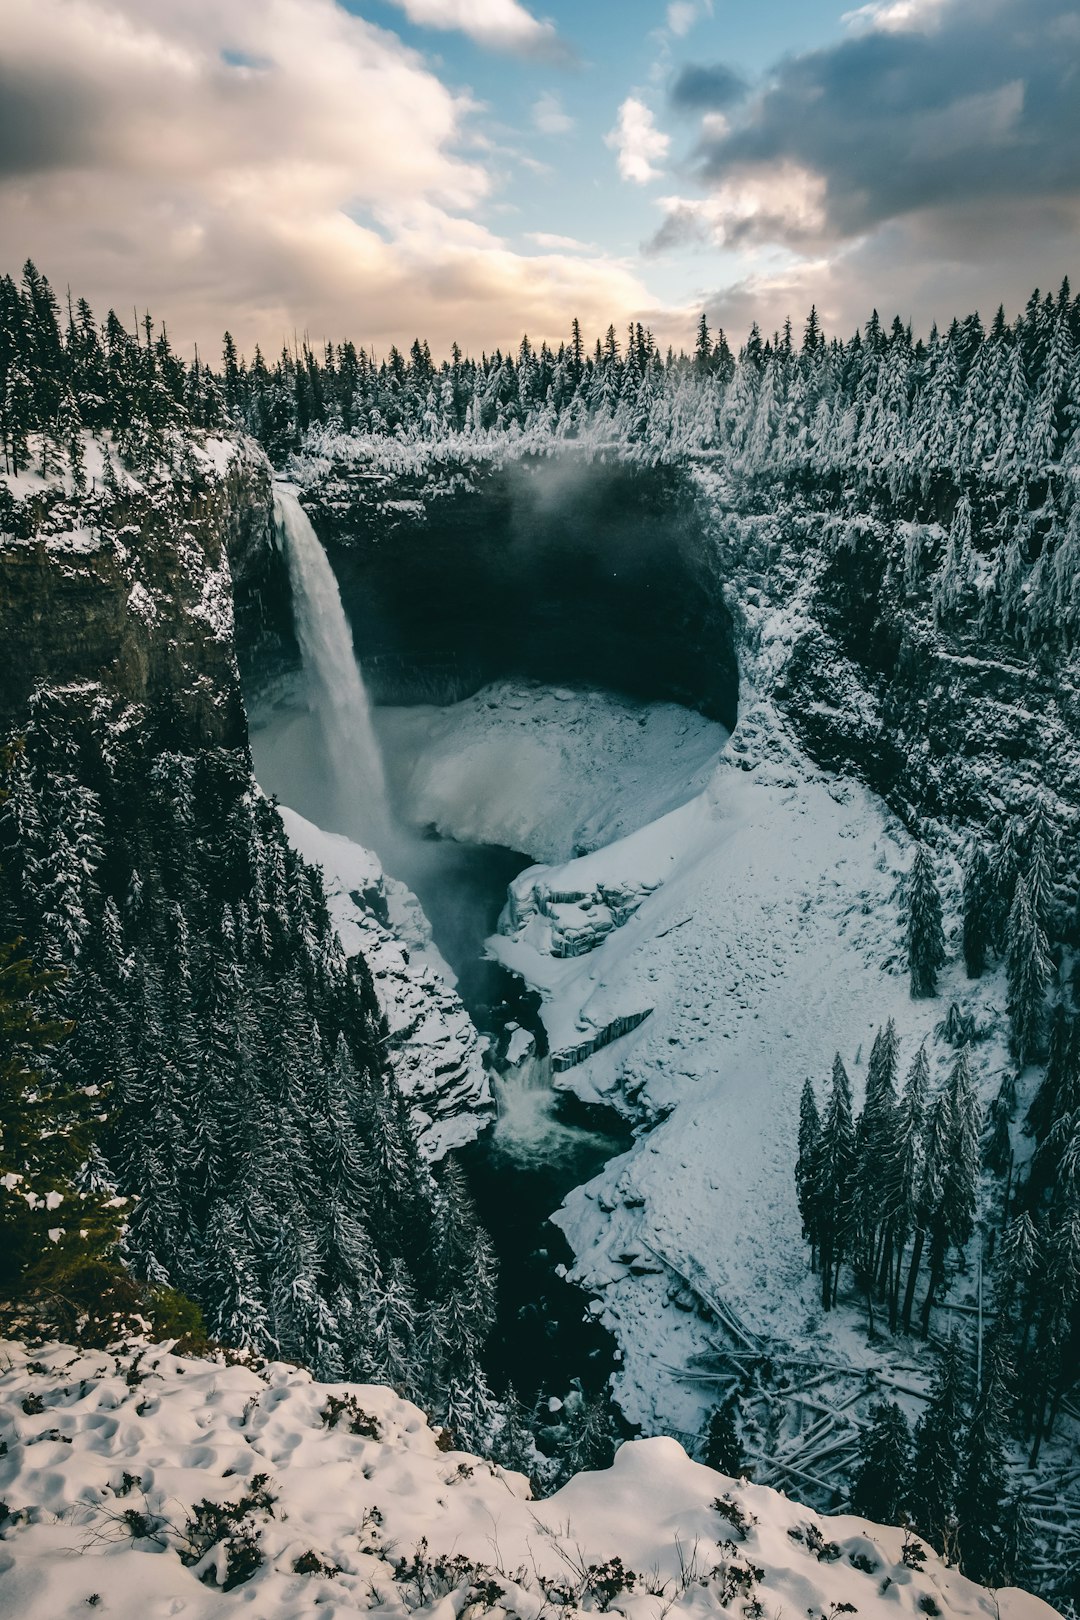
956,1337,1014,1586
883,1043,929,1328
1007,874,1051,1064
907,843,946,998
796,1077,821,1265
910,1331,969,1556
961,842,993,978
853,1022,899,1291
816,1053,856,1309
559,1388,616,1481
918,1048,980,1337
851,1400,911,1526
702,1395,745,1478
0,938,81,1288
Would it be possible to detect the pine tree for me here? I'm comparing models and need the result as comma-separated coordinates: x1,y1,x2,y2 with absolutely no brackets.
989,816,1022,953
919,1048,980,1337
796,1077,821,1264
851,1400,911,1526
907,843,946,998
559,1388,616,1480
853,1022,899,1299
0,938,83,1288
883,1044,928,1329
816,1053,856,1309
956,1337,1014,1586
492,1382,537,1478
1027,1004,1078,1149
910,1331,969,1556
702,1395,745,1477
961,842,993,977
1007,874,1051,1064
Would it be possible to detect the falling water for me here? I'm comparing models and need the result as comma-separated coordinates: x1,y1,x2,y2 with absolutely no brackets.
489,1050,614,1167
275,483,391,850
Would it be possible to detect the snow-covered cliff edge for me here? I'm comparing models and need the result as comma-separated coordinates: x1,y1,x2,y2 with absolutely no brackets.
0,1338,1058,1620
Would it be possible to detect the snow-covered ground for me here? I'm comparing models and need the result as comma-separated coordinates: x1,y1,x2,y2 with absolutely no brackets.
0,1338,1056,1620
374,681,730,865
347,681,1017,1445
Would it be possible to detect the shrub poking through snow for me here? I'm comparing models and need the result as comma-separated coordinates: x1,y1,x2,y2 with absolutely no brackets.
321,1393,380,1438
712,1492,756,1541
179,1472,277,1591
292,1550,342,1577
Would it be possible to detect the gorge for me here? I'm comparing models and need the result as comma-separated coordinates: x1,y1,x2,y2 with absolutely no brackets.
3,272,1080,1616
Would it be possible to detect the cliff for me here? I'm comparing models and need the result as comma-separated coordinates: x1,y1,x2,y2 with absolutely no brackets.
0,430,487,1151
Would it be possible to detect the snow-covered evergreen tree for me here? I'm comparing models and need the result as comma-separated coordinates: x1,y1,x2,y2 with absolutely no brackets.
906,843,946,998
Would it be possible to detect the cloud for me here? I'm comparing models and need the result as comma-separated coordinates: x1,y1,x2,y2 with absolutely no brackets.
665,2,698,36
527,232,599,252
605,97,670,184
649,166,827,254
383,0,568,60
669,62,748,112
689,0,1080,245
532,91,574,135
651,0,1080,341
841,0,951,33
0,0,664,356
700,195,1080,341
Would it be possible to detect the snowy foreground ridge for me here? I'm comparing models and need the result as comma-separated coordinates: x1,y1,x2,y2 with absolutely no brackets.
0,1341,1057,1620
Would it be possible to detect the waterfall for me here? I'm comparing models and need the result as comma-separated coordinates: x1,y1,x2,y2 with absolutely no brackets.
275,484,391,850
489,1050,611,1166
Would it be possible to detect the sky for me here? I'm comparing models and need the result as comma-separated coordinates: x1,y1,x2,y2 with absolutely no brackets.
1,0,1078,360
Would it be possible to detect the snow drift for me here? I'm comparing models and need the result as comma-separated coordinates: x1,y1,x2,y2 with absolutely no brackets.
0,1339,1059,1620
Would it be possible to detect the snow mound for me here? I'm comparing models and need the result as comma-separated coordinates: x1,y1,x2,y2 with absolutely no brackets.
374,680,730,865
0,1340,1056,1620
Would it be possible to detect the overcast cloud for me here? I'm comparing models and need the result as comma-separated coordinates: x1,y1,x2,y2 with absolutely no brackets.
656,0,1080,336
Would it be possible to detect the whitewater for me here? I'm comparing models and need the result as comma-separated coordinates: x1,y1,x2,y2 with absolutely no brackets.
276,483,391,852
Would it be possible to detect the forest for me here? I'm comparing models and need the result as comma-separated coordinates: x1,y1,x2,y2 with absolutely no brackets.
1,258,1079,1607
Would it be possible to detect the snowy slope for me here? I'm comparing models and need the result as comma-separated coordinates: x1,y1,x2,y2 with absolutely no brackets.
384,683,1016,1441
277,806,491,1154
0,1338,1057,1620
374,680,730,864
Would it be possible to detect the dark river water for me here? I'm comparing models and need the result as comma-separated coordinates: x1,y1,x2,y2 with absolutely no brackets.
389,827,633,1409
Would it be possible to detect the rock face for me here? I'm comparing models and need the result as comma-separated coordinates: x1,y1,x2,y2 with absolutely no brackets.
0,436,272,751
263,454,740,726
691,470,1080,889
0,432,491,1152
276,806,491,1154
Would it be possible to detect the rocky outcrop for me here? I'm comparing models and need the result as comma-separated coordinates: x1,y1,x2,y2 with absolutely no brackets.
276,806,491,1154
690,469,1080,914
0,432,491,1151
0,435,272,750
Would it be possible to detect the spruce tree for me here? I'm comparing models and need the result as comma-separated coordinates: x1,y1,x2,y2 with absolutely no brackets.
883,1044,928,1329
961,842,993,978
816,1053,856,1309
702,1395,745,1478
796,1077,821,1265
910,1331,969,1557
956,1337,1014,1586
907,843,946,998
559,1388,616,1480
1007,874,1051,1064
851,1400,911,1526
853,1022,899,1294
